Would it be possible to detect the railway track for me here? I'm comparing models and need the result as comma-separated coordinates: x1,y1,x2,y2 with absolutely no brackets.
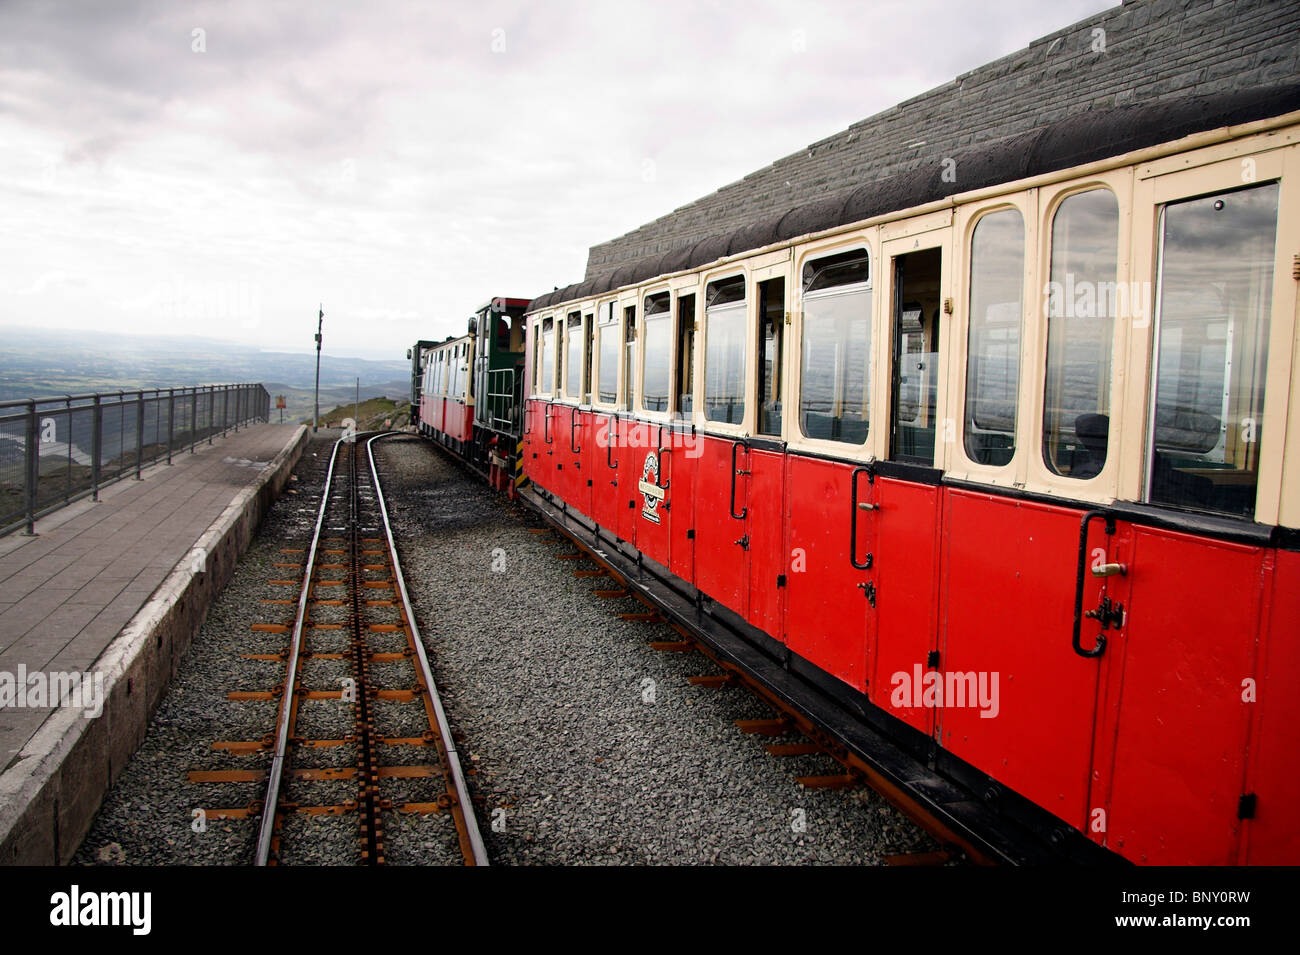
193,432,487,866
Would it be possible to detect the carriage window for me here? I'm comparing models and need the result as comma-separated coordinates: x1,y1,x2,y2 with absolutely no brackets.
623,305,637,411
800,250,871,444
643,292,672,412
677,294,696,415
1147,182,1279,519
582,312,594,403
540,317,555,395
704,276,747,424
565,312,583,399
757,278,785,435
964,208,1025,467
1043,190,1119,478
597,302,618,403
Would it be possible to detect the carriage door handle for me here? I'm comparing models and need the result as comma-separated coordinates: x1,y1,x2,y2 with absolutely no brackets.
1072,509,1122,658
849,464,875,570
605,414,618,470
729,440,749,520
655,425,671,494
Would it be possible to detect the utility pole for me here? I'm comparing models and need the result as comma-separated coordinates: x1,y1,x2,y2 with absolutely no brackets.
354,377,359,437
313,305,323,432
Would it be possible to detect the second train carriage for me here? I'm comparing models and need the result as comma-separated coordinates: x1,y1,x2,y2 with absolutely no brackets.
413,297,530,493
517,86,1300,866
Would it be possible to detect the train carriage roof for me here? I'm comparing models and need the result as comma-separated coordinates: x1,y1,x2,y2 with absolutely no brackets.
527,82,1300,313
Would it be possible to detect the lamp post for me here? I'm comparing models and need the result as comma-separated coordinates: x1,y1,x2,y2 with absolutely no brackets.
313,305,323,432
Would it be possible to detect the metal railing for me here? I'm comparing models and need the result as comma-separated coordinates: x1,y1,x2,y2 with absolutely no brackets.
475,367,518,435
0,383,271,537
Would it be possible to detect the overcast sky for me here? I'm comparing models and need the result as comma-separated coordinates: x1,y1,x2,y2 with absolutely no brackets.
0,0,1116,360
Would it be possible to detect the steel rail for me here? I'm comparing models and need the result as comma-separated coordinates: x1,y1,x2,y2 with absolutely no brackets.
253,436,344,866
366,433,489,866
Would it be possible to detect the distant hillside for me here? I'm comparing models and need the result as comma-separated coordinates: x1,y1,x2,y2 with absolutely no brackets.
316,396,411,431
0,325,411,421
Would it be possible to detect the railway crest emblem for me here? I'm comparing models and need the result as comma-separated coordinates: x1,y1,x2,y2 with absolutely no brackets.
638,451,666,524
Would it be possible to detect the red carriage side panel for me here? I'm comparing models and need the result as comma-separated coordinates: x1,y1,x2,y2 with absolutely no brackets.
693,434,749,618
782,455,870,691
531,401,559,495
612,419,640,546
938,490,1102,829
448,400,473,444
1099,527,1263,864
667,431,697,586
868,476,942,735
1245,548,1300,864
556,406,589,518
745,448,786,643
629,423,671,569
522,400,541,487
592,414,624,536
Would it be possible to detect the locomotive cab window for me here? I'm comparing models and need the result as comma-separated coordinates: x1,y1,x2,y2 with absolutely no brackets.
597,301,618,404
704,275,747,425
964,208,1025,467
642,292,672,412
800,249,871,444
757,278,785,436
1146,181,1280,519
1043,189,1119,479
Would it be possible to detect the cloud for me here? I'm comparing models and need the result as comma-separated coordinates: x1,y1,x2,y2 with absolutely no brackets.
0,0,1118,357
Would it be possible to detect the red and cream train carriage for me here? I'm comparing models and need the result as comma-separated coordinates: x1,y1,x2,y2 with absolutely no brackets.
518,86,1300,865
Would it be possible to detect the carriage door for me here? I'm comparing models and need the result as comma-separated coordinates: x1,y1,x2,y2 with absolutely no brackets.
746,273,788,639
1092,158,1291,863
871,228,949,732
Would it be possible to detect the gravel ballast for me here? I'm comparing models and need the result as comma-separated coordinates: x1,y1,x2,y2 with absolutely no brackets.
74,430,938,865
375,435,938,865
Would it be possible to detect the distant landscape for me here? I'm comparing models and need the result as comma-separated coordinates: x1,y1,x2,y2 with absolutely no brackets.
0,325,412,424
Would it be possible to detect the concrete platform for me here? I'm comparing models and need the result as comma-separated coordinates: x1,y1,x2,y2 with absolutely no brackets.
0,422,307,863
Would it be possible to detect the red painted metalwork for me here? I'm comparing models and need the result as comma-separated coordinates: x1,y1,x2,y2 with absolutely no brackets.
782,455,869,691
692,434,749,618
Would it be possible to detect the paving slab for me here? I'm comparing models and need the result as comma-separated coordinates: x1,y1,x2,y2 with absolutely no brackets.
0,421,309,863
0,423,303,771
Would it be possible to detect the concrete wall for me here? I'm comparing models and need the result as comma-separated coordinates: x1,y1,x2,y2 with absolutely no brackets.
585,0,1300,279
0,426,308,864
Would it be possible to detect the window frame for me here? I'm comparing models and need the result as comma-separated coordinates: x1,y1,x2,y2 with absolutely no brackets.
948,194,1038,487
1026,173,1131,502
698,266,753,436
533,314,557,398
789,234,878,457
639,284,675,419
1122,149,1294,525
592,298,621,411
618,293,639,413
